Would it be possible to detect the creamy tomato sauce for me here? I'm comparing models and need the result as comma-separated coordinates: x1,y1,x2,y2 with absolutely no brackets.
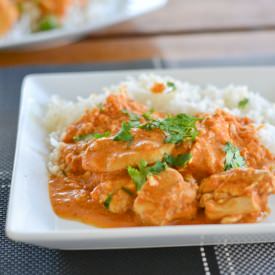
49,177,140,228
49,92,275,227
49,176,213,227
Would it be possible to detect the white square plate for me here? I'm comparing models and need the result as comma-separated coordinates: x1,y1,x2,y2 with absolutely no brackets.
6,67,275,250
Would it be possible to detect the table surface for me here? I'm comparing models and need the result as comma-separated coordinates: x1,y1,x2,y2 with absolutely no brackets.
2,0,275,67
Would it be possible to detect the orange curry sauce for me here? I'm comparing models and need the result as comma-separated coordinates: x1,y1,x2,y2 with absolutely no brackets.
49,92,275,228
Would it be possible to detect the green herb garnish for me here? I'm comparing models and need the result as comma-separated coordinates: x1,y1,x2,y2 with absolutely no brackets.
97,103,104,112
140,120,161,131
127,166,146,191
17,2,24,13
103,194,113,209
121,187,134,196
148,161,167,174
223,142,246,171
122,109,139,121
238,98,249,109
37,15,60,32
163,153,192,167
122,109,140,128
113,122,133,142
167,81,176,91
73,131,110,142
113,110,141,142
140,113,201,144
127,160,166,191
142,108,155,121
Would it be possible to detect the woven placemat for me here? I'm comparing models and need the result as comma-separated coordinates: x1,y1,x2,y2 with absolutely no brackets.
1,58,274,275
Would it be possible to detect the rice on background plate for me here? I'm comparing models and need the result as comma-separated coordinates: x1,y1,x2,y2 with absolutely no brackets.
44,74,275,175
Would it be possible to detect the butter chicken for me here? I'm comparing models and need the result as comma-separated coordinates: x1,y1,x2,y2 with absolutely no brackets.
49,92,275,227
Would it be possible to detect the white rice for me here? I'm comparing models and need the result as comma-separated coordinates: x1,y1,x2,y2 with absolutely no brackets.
45,74,275,174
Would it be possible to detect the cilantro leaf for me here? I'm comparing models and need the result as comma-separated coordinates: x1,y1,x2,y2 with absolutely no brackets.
128,160,166,191
97,102,104,112
120,109,141,129
127,166,147,191
147,161,167,174
38,15,60,32
164,153,192,167
223,142,246,171
142,108,155,121
238,98,249,109
167,81,176,91
113,122,133,142
161,114,200,143
122,109,140,121
103,194,113,209
139,159,148,172
140,120,161,131
121,187,134,196
140,113,200,144
73,131,110,142
128,120,140,128
114,109,144,142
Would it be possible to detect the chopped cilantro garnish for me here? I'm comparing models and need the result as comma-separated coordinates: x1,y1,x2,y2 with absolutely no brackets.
121,187,134,196
163,153,192,167
115,111,200,144
238,98,249,109
92,132,110,139
122,109,140,128
114,110,142,142
223,142,246,171
37,15,60,32
140,119,161,131
17,2,24,13
113,122,133,142
103,194,113,209
127,166,146,191
140,113,201,144
97,103,104,112
142,108,154,121
73,131,110,142
122,109,140,121
148,161,167,174
128,160,166,191
167,81,176,91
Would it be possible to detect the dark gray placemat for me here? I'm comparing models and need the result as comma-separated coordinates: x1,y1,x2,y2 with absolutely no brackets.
0,60,218,275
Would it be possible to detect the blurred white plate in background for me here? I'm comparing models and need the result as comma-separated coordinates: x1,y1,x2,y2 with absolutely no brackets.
0,0,167,50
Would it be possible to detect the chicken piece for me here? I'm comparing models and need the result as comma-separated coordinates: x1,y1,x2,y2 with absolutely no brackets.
59,142,88,175
232,122,275,171
133,168,197,225
0,0,18,36
199,168,275,223
182,110,231,179
91,176,135,214
184,110,275,180
82,128,174,173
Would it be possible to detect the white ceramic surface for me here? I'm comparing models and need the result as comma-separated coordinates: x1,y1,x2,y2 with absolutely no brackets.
6,67,275,249
0,0,167,50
